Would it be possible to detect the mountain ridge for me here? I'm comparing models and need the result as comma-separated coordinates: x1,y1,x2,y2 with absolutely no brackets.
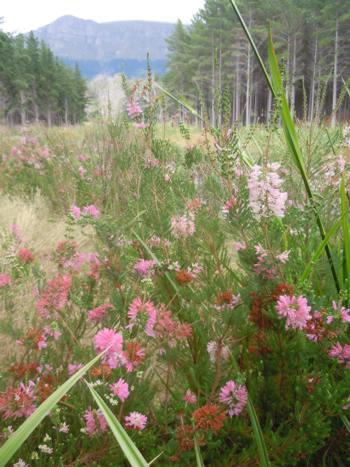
32,15,175,77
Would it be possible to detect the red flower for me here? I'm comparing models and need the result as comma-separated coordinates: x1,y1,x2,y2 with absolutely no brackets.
192,404,225,432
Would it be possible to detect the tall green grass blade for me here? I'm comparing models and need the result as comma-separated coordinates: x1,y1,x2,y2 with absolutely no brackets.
229,0,340,293
247,397,271,467
340,414,350,434
300,218,342,284
194,433,205,467
340,177,350,305
0,352,106,467
230,356,271,466
87,384,149,466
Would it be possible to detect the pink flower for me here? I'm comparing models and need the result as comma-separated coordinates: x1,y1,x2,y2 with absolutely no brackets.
127,101,143,118
219,380,248,417
183,389,197,404
170,213,195,239
83,205,100,219
110,378,129,402
207,341,230,363
0,274,11,288
70,205,81,219
222,196,236,215
329,343,350,367
127,298,157,337
234,241,247,252
276,295,311,330
134,259,157,277
248,163,288,219
0,381,36,419
276,250,290,263
125,411,147,430
18,248,35,264
79,154,88,162
84,408,108,436
88,304,113,323
94,328,123,369
134,122,146,129
78,166,86,178
36,275,72,319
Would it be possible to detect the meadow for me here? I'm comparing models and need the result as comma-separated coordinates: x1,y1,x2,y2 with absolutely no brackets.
0,15,350,467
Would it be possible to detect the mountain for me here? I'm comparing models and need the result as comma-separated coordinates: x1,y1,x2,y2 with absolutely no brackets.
32,15,175,78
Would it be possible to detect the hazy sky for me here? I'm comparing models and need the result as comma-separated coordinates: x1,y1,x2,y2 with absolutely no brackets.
1,0,205,33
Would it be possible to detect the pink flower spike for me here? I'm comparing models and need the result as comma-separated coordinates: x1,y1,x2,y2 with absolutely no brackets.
183,389,197,404
70,205,81,220
125,411,147,430
276,295,311,330
110,378,129,402
83,205,100,219
0,274,11,288
219,380,248,417
94,328,123,369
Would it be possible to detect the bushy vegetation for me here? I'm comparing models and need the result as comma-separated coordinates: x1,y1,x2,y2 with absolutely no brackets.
1,2,350,467
0,59,349,464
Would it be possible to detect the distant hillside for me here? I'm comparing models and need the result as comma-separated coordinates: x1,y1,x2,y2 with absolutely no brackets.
32,16,175,78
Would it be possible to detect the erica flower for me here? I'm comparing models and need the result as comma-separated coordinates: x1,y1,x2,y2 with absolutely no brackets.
183,389,197,404
276,250,290,263
83,408,108,436
0,274,11,288
123,342,145,372
88,303,113,323
219,380,248,417
70,205,81,220
192,404,225,432
170,213,195,239
0,381,36,419
83,204,100,219
94,328,123,369
207,341,230,363
127,298,157,337
110,378,129,402
38,445,53,454
134,259,157,277
248,163,288,219
127,101,143,118
276,295,311,330
17,248,34,264
234,241,247,252
329,343,350,367
125,411,147,430
36,275,72,319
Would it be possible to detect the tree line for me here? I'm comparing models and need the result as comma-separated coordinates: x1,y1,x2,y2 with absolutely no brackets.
164,0,350,126
0,27,87,126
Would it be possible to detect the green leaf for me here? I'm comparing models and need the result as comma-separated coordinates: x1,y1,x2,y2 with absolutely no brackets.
300,218,342,284
0,351,106,467
341,177,350,305
247,397,271,467
340,415,350,434
87,384,149,467
194,434,205,467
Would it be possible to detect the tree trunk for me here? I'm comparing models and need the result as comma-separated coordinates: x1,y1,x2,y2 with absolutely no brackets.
19,90,26,125
331,17,339,127
211,36,216,127
245,11,252,126
308,37,318,123
291,35,297,119
235,44,241,122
